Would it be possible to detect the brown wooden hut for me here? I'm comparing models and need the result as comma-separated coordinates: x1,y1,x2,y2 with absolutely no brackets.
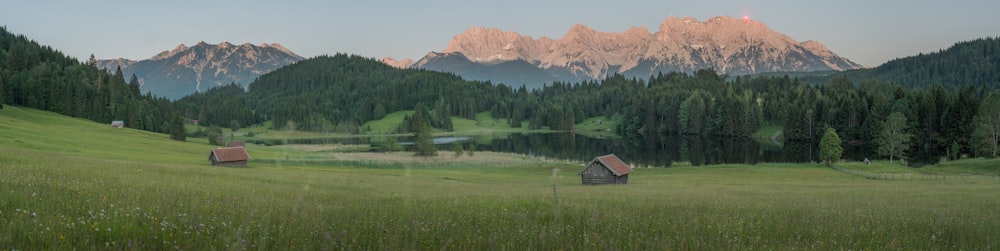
209,147,250,167
579,154,632,185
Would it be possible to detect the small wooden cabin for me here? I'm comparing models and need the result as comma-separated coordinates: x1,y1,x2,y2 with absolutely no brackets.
209,147,250,167
579,154,632,185
111,120,124,128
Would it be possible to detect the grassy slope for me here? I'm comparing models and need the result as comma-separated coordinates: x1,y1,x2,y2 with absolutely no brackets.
362,110,412,134
3,106,1000,249
574,116,620,138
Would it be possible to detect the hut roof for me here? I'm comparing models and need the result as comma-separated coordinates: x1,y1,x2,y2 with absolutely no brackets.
211,147,250,162
592,154,632,176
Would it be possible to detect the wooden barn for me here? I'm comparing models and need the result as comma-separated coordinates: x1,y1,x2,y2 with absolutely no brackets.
579,154,632,185
209,147,250,167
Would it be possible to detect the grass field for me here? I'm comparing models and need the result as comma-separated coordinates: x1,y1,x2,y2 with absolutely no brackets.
574,116,620,139
3,106,1000,249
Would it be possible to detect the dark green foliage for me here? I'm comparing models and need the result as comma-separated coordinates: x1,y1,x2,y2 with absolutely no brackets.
0,27,175,133
173,83,256,130
247,54,497,133
877,112,911,165
804,37,1000,89
229,120,240,132
972,92,1000,158
207,125,223,146
454,142,464,157
412,103,436,156
380,137,397,153
169,114,186,142
820,128,843,165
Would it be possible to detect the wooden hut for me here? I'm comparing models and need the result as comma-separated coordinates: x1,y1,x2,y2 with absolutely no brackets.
110,120,124,128
209,147,250,167
579,154,632,185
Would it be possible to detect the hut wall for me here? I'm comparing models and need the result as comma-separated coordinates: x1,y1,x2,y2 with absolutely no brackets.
217,160,247,167
580,162,617,185
614,175,629,184
209,153,248,167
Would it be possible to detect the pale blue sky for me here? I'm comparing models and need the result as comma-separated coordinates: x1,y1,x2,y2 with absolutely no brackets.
2,0,998,67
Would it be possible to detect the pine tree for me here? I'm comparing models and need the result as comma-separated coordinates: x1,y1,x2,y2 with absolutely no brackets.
413,103,437,156
128,74,141,98
169,114,186,142
87,54,98,67
510,106,523,128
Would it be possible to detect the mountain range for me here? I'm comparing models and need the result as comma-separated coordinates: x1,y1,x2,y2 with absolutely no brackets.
97,16,864,99
97,41,303,99
388,16,862,88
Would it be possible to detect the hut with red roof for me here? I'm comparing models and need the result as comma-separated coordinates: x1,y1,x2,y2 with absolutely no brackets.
579,154,632,185
208,146,250,167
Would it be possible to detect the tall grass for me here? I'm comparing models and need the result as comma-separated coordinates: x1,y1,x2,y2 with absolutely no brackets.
3,106,1000,249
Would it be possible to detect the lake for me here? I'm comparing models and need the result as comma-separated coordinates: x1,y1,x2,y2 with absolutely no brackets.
250,132,845,167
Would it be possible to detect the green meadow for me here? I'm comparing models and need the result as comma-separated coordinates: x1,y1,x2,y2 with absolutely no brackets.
3,106,1000,250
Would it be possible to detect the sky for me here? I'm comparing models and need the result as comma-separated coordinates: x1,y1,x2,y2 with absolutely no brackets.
2,0,999,67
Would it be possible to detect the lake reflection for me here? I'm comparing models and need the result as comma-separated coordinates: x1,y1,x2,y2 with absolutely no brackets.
251,133,820,167
472,133,818,167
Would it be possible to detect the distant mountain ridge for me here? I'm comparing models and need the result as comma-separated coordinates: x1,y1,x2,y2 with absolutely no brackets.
98,41,304,99
400,16,862,88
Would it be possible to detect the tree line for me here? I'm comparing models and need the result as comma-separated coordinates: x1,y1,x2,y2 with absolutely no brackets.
174,53,1000,165
0,27,183,139
803,37,1000,90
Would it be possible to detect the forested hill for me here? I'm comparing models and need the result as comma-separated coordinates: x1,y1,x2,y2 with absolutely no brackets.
0,27,177,133
177,54,509,132
804,37,1000,89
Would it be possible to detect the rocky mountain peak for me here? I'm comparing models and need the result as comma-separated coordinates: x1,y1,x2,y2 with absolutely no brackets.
151,43,189,60
97,41,304,99
415,15,863,84
260,43,299,58
95,58,138,73
443,27,550,63
564,23,598,38
381,57,415,69
407,15,867,89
